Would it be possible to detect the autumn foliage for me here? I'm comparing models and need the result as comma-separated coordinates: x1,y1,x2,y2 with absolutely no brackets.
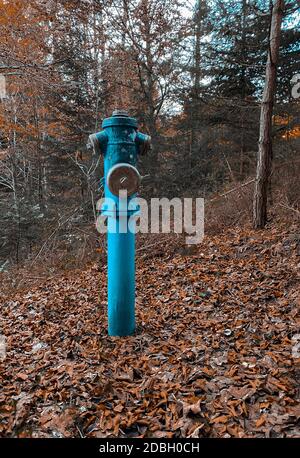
0,0,299,440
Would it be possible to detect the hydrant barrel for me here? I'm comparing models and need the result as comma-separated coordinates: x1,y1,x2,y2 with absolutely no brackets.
89,111,151,336
107,217,136,336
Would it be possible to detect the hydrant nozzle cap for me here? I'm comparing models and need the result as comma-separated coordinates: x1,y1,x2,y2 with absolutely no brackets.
112,109,129,117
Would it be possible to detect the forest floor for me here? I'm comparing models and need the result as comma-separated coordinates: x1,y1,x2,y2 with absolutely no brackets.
0,222,299,438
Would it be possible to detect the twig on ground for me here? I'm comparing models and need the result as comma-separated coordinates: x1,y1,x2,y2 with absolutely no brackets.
208,178,255,203
278,202,300,215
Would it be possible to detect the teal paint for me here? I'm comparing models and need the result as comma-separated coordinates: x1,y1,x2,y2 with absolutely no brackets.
89,111,151,336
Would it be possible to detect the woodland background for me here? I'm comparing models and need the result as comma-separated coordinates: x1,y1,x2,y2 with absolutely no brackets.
0,0,299,282
0,0,300,439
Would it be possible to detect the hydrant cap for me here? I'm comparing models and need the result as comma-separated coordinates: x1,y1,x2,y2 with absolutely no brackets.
107,163,141,196
102,110,138,129
112,109,129,117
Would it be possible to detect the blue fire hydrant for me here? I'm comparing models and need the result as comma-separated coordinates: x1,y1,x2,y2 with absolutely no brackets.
89,110,151,336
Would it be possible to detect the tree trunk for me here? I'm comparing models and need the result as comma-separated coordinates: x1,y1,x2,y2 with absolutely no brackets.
239,0,247,178
253,0,284,228
190,0,203,168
